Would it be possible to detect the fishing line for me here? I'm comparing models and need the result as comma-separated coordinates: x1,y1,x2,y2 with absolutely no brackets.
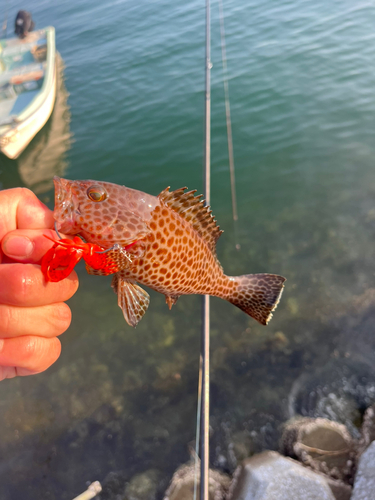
95,245,118,254
196,2,238,496
1,0,9,39
218,0,240,250
197,0,211,497
193,355,203,500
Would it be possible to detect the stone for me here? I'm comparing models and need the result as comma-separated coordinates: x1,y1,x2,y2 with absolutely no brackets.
124,469,160,500
228,451,335,500
324,476,352,500
351,441,375,500
280,417,355,483
163,461,230,500
287,358,375,439
359,404,375,453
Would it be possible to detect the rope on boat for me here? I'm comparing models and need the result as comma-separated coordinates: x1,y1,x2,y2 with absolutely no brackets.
218,0,240,250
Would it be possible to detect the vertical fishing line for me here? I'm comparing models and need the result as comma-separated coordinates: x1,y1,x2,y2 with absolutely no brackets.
193,356,202,500
199,0,211,498
218,0,240,250
2,0,9,39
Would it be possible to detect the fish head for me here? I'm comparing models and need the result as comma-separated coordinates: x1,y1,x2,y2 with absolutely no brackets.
53,177,158,247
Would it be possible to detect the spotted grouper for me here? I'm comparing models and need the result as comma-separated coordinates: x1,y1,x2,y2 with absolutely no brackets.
52,177,286,327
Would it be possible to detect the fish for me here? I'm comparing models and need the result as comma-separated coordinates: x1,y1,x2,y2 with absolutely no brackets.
51,176,286,327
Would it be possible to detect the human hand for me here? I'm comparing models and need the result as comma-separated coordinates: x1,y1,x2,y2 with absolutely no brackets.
0,188,78,380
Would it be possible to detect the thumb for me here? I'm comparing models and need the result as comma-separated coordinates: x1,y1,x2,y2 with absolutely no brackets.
1,229,73,264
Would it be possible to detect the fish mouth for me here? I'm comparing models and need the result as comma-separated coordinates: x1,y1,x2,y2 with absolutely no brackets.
53,176,81,234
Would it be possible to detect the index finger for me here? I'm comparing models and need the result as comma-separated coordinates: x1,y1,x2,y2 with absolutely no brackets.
0,188,54,264
0,188,54,240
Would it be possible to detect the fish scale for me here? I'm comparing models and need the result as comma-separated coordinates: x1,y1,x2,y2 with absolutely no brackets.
53,177,286,327
120,202,227,297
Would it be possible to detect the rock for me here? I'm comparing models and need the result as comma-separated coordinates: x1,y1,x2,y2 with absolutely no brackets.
228,451,335,500
324,476,352,500
359,404,375,453
280,417,355,483
163,461,230,500
231,431,256,464
287,359,375,438
100,471,127,499
124,469,160,500
351,441,375,500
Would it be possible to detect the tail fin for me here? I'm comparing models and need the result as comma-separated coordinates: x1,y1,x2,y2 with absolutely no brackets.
227,274,286,325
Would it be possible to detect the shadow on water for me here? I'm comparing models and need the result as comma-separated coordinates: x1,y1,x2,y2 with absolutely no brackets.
0,53,72,197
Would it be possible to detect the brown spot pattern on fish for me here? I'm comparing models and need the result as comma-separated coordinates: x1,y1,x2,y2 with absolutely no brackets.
53,177,286,327
121,202,229,302
228,274,286,325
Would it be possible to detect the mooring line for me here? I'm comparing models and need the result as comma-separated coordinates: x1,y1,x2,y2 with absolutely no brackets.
218,0,240,250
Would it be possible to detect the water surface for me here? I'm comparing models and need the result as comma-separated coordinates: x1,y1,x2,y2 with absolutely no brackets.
1,0,375,498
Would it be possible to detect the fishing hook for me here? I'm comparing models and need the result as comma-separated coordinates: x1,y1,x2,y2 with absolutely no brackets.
54,220,113,252
95,244,121,254
54,221,63,240
53,221,130,259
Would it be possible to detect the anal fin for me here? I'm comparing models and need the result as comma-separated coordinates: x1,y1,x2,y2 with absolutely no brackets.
111,274,150,327
165,295,179,310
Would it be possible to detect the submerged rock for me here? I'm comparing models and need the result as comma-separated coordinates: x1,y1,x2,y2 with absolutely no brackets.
287,358,375,438
227,451,335,500
358,403,375,453
163,461,230,500
280,417,356,483
323,477,352,500
351,441,375,500
124,469,160,500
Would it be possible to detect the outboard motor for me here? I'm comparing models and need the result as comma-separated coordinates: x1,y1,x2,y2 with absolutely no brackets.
14,10,35,39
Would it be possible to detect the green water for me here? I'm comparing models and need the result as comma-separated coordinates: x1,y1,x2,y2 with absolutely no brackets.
1,0,375,498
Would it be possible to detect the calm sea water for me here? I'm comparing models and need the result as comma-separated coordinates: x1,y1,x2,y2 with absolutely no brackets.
1,0,375,498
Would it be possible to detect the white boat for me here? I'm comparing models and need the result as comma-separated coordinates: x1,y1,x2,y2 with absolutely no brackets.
0,27,56,159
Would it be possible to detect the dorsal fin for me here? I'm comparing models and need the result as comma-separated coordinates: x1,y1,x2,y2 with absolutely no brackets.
158,187,223,257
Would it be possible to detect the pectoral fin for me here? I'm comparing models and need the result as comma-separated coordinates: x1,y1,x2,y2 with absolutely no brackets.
111,274,150,327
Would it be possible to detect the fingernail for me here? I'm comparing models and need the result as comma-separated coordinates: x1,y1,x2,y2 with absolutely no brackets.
3,236,34,258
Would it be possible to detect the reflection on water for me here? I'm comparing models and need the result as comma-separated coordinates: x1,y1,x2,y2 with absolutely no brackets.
0,53,71,195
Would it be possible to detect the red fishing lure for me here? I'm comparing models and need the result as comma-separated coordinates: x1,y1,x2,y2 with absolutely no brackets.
41,236,120,282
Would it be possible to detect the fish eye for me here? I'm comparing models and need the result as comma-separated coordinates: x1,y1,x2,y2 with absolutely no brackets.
87,185,107,202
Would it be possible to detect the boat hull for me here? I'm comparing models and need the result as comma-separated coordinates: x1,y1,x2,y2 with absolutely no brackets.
0,27,57,159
